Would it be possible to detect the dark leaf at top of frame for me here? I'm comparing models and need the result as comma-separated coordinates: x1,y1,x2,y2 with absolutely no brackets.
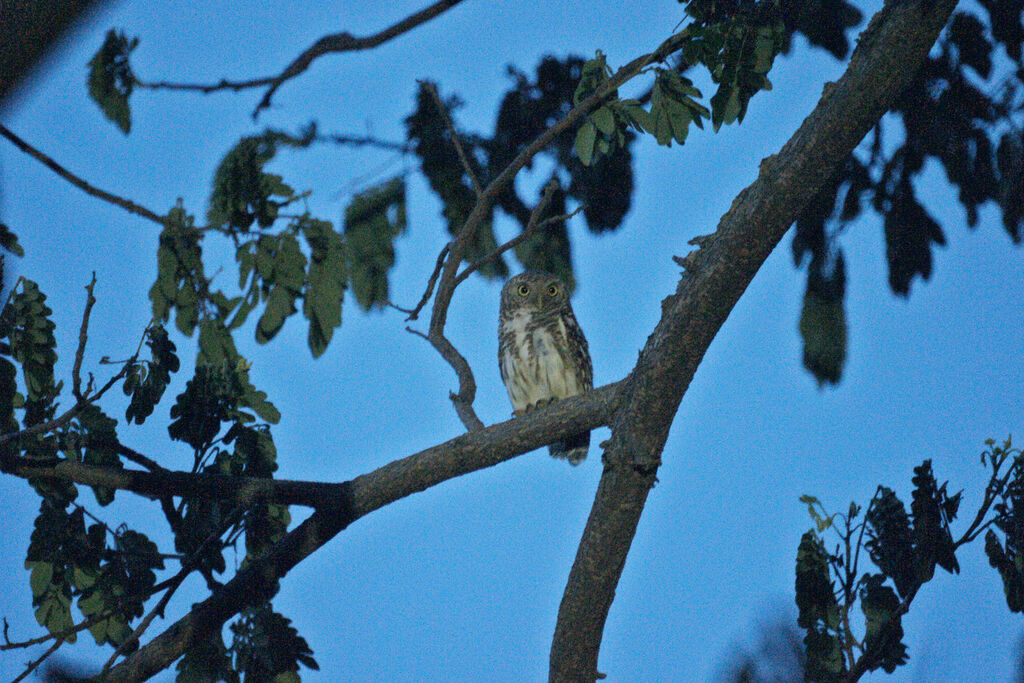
977,0,1024,61
124,324,180,425
87,29,138,134
778,0,863,60
490,55,637,236
513,181,575,292
880,178,945,297
996,131,1024,242
859,574,909,674
208,135,295,234
230,603,319,681
865,487,916,598
682,0,862,61
909,459,961,579
301,217,347,357
406,83,506,279
0,223,25,257
343,177,407,312
949,12,994,78
798,252,846,387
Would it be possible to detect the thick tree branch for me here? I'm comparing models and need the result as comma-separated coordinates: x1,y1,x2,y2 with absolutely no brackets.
252,0,468,117
549,1,961,680
102,380,624,681
0,123,166,225
3,382,624,508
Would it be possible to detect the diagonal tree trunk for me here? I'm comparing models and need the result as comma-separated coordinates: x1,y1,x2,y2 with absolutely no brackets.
549,0,960,680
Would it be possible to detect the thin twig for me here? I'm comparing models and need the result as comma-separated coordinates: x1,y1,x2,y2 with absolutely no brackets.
403,245,449,322
134,75,276,93
423,80,483,197
0,320,151,448
11,635,64,682
0,124,166,226
252,0,468,117
72,273,98,401
455,189,581,286
421,31,688,430
1,611,113,651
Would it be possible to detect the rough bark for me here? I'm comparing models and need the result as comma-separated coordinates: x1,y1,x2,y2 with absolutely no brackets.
549,1,960,680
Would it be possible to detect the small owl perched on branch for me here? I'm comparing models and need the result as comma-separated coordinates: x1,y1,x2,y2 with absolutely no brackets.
498,272,593,464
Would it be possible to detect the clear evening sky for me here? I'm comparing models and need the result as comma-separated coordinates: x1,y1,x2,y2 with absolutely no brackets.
1,1,1022,680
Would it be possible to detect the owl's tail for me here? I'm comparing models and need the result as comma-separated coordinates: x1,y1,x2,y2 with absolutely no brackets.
549,430,590,466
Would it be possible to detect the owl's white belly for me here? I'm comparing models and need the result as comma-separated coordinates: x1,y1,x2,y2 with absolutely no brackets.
500,314,583,413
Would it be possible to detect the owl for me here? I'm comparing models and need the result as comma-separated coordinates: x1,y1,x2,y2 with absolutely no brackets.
498,272,593,464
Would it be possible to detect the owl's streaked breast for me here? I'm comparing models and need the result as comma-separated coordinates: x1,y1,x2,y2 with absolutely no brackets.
499,310,583,413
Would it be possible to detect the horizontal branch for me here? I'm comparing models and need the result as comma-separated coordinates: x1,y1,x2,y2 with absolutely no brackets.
103,380,623,680
4,381,624,510
0,123,166,225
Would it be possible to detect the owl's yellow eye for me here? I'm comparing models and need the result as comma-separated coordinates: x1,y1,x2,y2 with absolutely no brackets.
517,284,530,296
546,284,558,296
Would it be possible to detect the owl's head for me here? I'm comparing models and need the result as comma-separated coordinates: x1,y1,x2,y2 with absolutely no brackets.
500,272,570,314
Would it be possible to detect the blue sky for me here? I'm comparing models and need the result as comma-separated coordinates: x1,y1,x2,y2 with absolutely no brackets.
1,1,1022,680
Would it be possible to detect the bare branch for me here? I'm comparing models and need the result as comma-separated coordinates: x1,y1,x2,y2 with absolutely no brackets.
134,75,276,93
423,80,483,197
550,1,960,679
402,244,449,322
252,0,468,117
11,635,63,683
72,272,98,401
4,382,623,510
1,611,112,651
0,124,166,226
455,180,580,286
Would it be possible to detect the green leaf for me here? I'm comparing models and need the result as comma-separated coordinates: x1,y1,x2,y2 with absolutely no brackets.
124,324,180,424
177,632,239,683
795,532,845,681
592,106,615,135
860,574,908,673
29,561,53,597
230,603,319,680
149,207,204,336
572,51,612,105
208,135,294,233
575,120,597,165
0,223,25,257
344,177,407,311
87,30,137,134
865,488,917,598
301,218,347,357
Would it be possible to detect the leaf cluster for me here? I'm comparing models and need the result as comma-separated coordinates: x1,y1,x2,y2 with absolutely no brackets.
793,443,1024,681
177,603,318,682
792,6,1024,383
86,29,138,134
